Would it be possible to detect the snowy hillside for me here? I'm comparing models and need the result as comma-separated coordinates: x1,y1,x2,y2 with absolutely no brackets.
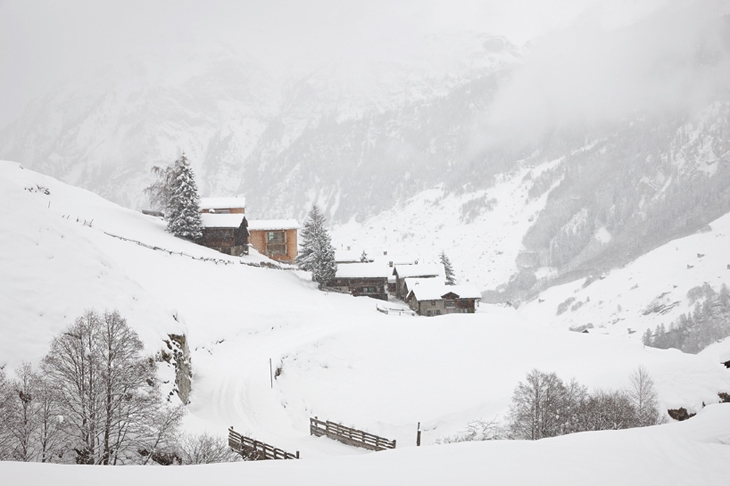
519,207,730,341
3,160,730,459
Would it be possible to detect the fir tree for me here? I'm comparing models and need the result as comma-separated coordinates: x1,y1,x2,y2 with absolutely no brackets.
165,153,203,241
296,205,337,287
440,250,456,285
360,251,369,263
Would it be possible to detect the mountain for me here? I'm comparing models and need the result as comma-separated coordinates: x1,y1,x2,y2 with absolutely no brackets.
1,3,729,299
0,33,520,218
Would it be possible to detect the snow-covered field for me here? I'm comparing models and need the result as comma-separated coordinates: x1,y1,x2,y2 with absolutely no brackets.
2,159,730,483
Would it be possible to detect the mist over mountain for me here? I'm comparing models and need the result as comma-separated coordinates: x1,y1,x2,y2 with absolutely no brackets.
1,0,729,295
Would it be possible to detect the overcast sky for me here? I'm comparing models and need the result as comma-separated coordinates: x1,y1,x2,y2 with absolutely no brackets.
0,0,727,132
0,0,602,128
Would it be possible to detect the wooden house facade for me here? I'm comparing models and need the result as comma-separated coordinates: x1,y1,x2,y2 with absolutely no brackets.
199,213,249,256
326,263,390,301
405,281,481,316
248,220,299,263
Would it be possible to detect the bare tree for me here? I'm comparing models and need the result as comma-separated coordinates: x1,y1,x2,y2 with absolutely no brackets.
434,418,504,444
179,432,241,464
0,366,13,459
508,369,574,440
6,363,41,461
628,366,664,426
42,309,181,464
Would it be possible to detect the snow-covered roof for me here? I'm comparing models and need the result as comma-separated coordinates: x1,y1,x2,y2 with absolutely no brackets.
407,280,482,301
248,219,300,231
393,263,445,279
335,263,391,279
200,213,245,228
199,197,246,210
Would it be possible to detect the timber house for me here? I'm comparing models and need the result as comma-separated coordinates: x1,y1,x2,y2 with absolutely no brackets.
392,263,445,299
326,262,390,301
405,280,481,316
248,220,299,263
199,197,249,256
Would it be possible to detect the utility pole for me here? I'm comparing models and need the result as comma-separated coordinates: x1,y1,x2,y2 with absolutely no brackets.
269,358,273,389
416,422,421,446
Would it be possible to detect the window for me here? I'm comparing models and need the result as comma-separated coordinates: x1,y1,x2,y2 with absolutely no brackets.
445,300,455,309
266,231,286,255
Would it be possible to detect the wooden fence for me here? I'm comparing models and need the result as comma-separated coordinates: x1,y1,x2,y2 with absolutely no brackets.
309,417,396,451
228,427,299,460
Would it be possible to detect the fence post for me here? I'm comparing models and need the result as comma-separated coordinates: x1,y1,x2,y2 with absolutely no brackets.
417,422,421,446
269,358,273,389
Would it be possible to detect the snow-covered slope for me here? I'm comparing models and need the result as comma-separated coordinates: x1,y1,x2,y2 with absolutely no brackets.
2,403,730,485
3,160,730,456
519,207,730,342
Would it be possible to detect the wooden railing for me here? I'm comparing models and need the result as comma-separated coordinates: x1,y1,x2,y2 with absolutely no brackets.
309,417,396,451
228,427,299,460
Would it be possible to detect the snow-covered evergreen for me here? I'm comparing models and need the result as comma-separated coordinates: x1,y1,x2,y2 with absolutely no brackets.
296,205,337,287
440,250,456,285
165,154,202,242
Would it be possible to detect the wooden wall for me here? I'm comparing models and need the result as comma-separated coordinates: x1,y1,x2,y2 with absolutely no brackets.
249,228,298,263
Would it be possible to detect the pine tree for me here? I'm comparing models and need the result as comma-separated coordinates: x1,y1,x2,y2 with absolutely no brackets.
296,205,337,287
440,250,456,285
166,153,203,241
360,251,369,263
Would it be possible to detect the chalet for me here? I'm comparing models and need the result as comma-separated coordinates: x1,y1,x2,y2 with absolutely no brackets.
405,280,481,316
199,196,246,214
199,213,249,256
326,263,390,301
198,197,249,255
248,220,299,263
392,263,445,299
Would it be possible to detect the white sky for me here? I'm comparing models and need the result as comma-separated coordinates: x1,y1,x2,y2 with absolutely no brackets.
0,0,598,128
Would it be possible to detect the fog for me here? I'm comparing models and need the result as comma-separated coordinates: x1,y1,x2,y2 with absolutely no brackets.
0,0,594,128
476,0,730,151
1,0,727,144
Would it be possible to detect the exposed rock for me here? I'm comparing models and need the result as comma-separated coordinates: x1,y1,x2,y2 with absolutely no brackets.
667,407,696,421
164,333,192,405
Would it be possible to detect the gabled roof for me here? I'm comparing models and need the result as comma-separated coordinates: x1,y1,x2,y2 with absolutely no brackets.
335,263,391,279
393,263,445,279
199,197,246,210
200,213,245,228
248,219,300,231
406,280,482,302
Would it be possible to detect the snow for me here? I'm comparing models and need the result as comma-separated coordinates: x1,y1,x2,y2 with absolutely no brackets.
405,279,481,301
199,196,247,210
393,263,445,279
332,163,561,291
2,404,730,485
3,159,730,482
248,219,300,231
200,213,245,228
335,262,391,279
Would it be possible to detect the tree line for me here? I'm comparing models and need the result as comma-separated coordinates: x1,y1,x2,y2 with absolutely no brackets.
0,309,238,465
438,367,664,443
643,284,730,354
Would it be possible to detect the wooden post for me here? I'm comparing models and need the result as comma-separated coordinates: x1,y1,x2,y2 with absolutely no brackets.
269,358,273,389
416,422,421,446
